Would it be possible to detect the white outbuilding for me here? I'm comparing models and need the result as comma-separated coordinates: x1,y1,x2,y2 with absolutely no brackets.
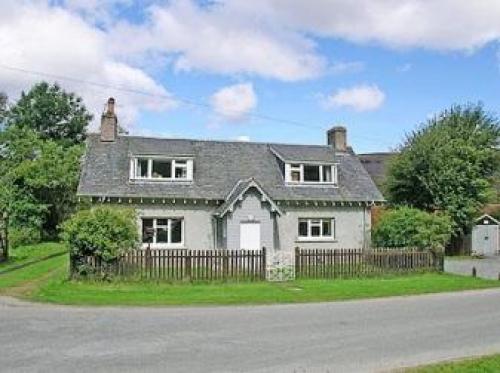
472,214,499,256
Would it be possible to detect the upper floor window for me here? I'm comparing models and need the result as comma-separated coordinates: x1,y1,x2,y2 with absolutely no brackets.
285,163,337,184
130,157,193,181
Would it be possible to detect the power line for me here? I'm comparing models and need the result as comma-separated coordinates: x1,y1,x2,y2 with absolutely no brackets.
0,64,327,131
0,63,399,145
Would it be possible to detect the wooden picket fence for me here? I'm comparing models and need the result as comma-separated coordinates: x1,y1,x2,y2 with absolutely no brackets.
295,247,442,279
72,248,266,281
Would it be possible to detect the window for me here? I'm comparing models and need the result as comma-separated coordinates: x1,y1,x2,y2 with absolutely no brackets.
131,157,193,181
286,163,337,184
298,218,335,240
152,160,171,178
290,164,301,182
303,165,320,182
137,159,148,178
141,218,184,246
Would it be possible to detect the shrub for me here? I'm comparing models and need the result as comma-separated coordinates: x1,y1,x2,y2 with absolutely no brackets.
8,227,41,249
372,207,454,250
61,207,139,268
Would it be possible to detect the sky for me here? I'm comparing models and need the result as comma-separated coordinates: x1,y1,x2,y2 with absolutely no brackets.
0,1,499,153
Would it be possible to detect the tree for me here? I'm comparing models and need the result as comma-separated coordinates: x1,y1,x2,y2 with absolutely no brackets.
5,82,92,145
372,207,454,250
0,92,7,124
386,104,500,235
0,126,83,241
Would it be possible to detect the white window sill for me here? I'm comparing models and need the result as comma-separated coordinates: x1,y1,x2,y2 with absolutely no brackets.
130,178,193,183
141,244,186,250
285,182,338,187
295,238,337,243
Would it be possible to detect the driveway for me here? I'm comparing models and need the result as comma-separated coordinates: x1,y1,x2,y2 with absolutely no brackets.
445,256,500,280
2,290,500,373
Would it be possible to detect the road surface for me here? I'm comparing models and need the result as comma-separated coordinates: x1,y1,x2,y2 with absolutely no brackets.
2,289,500,372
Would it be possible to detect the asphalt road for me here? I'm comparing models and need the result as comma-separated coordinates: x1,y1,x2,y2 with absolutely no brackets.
2,290,500,373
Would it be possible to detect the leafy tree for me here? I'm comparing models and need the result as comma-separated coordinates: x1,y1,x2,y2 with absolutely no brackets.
386,104,500,235
372,207,454,250
0,126,83,240
61,207,139,277
5,82,92,145
0,92,7,124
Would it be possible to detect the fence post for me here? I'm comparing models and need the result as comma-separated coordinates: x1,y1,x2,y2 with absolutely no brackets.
145,245,151,279
431,249,444,272
262,247,266,280
186,250,192,281
294,247,300,279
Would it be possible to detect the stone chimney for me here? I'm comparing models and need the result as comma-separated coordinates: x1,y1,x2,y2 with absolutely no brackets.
327,126,347,152
100,97,118,142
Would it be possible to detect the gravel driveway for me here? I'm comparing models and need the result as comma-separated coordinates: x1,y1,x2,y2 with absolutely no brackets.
445,256,500,280
2,289,500,372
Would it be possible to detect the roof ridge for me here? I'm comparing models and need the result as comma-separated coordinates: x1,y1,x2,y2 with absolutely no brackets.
87,132,334,149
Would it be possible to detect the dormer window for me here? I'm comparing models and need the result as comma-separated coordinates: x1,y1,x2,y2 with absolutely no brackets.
285,163,337,185
130,156,193,181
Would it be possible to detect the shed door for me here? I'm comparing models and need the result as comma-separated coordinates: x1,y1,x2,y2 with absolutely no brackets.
475,225,499,256
240,223,260,250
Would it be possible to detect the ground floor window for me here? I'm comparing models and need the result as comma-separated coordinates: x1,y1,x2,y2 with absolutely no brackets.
142,217,184,246
298,218,335,240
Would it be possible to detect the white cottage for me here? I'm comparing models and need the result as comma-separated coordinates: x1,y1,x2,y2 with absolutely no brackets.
78,99,384,257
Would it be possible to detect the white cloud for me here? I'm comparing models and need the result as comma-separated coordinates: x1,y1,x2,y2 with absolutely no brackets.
210,83,257,121
242,0,500,51
235,135,251,142
107,0,326,81
103,0,500,84
397,63,413,73
0,1,175,130
325,85,386,112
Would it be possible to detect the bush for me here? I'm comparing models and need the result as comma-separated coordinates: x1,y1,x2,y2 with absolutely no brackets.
372,207,454,250
8,227,41,249
61,207,139,265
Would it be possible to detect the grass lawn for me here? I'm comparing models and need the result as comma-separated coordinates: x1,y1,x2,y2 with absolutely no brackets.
33,272,500,306
2,243,500,306
406,353,500,372
0,242,67,273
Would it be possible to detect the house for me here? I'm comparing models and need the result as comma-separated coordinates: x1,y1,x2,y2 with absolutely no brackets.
77,98,384,255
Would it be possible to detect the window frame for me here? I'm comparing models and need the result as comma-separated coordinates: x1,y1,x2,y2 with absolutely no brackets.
297,218,335,241
141,217,185,248
285,163,337,185
130,156,193,182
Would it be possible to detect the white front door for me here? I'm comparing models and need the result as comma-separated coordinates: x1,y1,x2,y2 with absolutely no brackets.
240,222,260,250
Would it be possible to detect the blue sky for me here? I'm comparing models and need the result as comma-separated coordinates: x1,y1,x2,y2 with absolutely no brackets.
1,1,500,153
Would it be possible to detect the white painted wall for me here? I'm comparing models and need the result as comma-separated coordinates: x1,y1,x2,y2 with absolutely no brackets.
276,205,371,250
225,190,275,250
119,199,371,253
136,204,216,250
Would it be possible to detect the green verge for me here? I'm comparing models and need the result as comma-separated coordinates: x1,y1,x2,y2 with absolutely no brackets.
33,272,500,306
0,242,67,272
406,353,500,372
2,243,500,306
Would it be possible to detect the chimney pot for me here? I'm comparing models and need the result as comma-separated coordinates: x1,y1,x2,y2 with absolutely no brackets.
100,97,118,142
106,97,115,114
327,126,347,152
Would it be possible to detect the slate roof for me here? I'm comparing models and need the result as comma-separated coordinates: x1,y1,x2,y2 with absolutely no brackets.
78,135,384,202
270,144,337,163
215,178,283,217
358,152,396,190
